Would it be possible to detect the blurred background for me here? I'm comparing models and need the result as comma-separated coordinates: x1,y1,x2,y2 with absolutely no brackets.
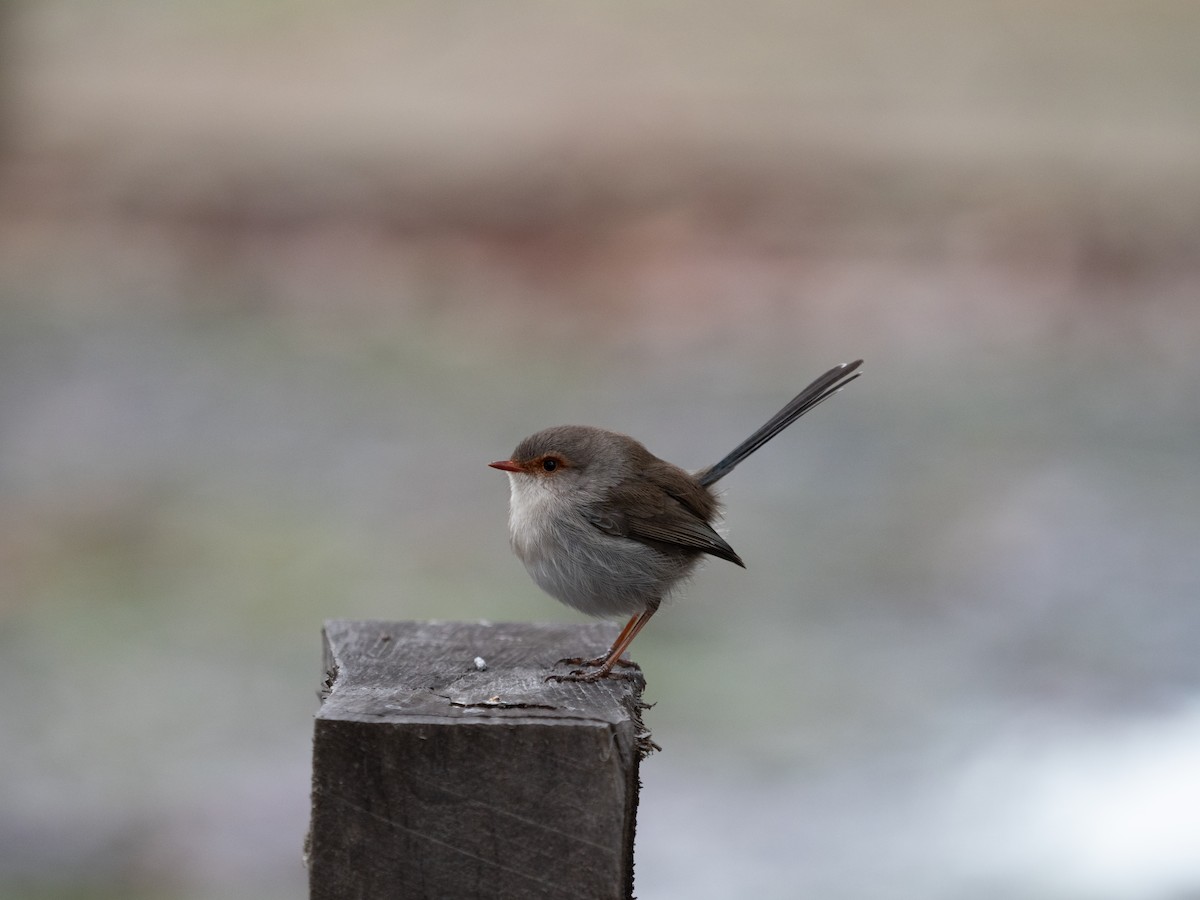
2,2,1199,898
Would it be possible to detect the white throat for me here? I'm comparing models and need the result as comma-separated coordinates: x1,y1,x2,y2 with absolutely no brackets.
506,473,563,559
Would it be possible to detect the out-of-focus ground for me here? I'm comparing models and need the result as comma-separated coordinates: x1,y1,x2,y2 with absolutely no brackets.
2,2,1199,898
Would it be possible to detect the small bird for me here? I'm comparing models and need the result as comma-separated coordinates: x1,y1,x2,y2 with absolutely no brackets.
490,359,863,681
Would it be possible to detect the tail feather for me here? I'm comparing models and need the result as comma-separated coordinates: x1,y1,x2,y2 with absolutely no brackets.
696,359,863,488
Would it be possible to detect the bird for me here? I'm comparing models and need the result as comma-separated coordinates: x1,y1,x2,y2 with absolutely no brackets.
489,359,863,681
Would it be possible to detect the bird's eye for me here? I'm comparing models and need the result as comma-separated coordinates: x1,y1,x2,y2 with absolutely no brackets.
541,457,559,472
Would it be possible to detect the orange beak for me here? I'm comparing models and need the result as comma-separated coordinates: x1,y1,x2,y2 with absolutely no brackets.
488,459,522,472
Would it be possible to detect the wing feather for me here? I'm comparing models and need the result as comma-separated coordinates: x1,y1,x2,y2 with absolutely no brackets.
586,482,745,567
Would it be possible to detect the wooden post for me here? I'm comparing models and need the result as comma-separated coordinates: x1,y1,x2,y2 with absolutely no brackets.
307,620,654,900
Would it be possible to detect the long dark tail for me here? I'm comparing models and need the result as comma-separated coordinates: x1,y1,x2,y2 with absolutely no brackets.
696,359,863,488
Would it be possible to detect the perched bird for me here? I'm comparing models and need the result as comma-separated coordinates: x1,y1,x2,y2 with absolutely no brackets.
490,359,863,680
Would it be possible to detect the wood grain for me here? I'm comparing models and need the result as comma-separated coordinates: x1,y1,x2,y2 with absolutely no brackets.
308,620,653,900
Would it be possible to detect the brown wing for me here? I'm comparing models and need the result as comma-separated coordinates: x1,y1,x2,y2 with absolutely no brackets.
586,476,745,567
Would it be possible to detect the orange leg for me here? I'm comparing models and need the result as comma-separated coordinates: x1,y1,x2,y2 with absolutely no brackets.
592,606,658,678
607,613,643,659
548,603,660,682
557,612,642,668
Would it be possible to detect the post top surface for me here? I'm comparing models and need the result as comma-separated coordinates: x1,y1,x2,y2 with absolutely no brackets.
318,619,647,729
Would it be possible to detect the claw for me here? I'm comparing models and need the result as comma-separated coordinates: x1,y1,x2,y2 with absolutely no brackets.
555,655,637,669
544,668,638,684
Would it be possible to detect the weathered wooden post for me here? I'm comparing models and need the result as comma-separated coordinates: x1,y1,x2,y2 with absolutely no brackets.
307,619,655,900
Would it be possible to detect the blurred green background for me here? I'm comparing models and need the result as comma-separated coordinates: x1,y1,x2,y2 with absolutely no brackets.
2,2,1199,898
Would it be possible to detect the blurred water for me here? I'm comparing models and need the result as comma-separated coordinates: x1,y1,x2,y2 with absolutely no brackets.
642,705,1200,900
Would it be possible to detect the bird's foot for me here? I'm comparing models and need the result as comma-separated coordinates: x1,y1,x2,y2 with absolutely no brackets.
555,655,638,669
544,667,638,684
